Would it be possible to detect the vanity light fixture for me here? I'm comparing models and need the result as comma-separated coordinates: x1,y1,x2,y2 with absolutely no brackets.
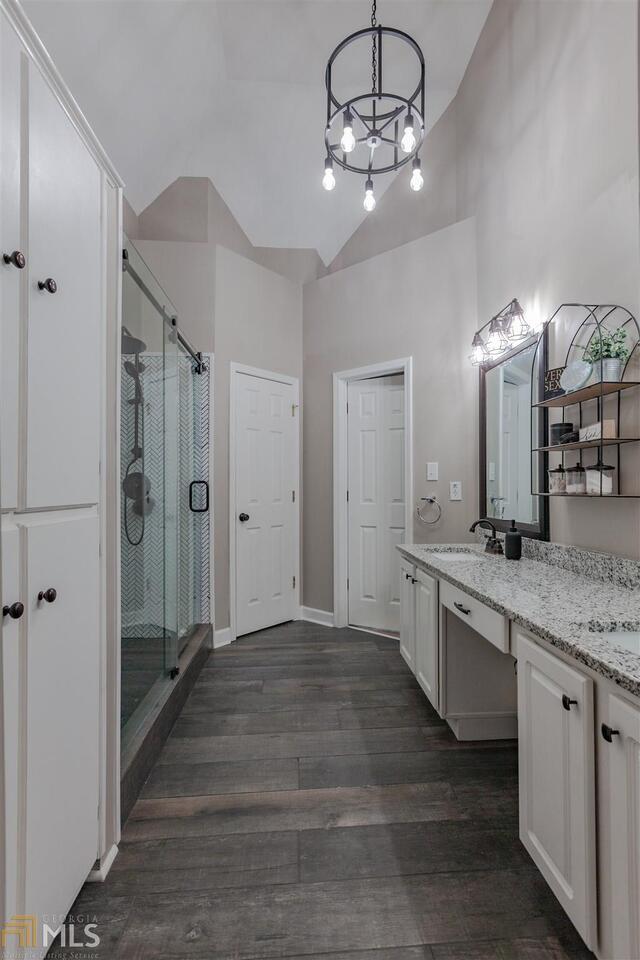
469,298,533,366
322,0,426,206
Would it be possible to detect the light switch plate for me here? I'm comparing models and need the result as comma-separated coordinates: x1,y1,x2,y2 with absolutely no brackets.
450,480,462,501
427,462,439,481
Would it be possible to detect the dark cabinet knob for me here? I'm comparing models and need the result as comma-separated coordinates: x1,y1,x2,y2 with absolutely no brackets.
562,694,578,711
239,513,250,522
37,587,57,604
601,723,620,743
3,250,26,269
38,278,57,294
3,601,24,620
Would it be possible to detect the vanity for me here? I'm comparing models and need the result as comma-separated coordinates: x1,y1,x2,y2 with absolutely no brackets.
397,539,640,960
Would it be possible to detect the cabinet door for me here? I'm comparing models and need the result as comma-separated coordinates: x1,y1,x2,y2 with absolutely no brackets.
517,632,596,948
1,521,22,926
415,568,438,710
605,692,640,960
399,559,415,672
27,61,102,509
0,13,24,511
22,512,100,934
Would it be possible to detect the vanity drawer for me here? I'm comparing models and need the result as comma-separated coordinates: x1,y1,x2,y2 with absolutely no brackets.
440,580,509,653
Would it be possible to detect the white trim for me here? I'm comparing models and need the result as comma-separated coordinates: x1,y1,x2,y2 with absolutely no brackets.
229,363,300,643
86,843,118,883
213,627,232,649
333,357,413,630
300,606,335,627
206,352,215,650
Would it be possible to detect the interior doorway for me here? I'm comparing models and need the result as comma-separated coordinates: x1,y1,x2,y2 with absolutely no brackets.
333,358,413,633
230,363,300,639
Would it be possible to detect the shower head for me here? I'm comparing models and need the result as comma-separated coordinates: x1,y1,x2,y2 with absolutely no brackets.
121,330,147,355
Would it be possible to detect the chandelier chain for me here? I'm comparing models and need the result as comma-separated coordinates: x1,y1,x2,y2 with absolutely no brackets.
371,0,377,94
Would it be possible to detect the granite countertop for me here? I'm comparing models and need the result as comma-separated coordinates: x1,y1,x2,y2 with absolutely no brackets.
397,542,640,699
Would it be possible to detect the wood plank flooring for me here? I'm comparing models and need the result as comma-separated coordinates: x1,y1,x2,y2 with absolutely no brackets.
55,622,595,960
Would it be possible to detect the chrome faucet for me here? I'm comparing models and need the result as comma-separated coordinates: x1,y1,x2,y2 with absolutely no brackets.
469,518,504,555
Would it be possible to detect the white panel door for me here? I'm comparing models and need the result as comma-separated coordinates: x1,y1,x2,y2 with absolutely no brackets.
235,372,296,636
26,61,102,509
399,558,415,672
415,568,438,709
605,692,640,960
1,520,22,926
348,375,404,632
517,632,597,949
0,14,24,512
21,511,100,939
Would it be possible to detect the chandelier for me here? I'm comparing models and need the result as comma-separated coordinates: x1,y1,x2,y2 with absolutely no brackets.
322,0,426,210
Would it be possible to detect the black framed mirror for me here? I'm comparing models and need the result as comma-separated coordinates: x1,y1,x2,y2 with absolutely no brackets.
479,333,549,540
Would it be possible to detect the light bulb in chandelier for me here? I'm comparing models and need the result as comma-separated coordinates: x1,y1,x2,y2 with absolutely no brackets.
340,110,356,153
409,157,423,192
363,178,376,212
401,113,416,154
322,158,336,191
469,332,487,366
504,298,531,342
486,316,508,356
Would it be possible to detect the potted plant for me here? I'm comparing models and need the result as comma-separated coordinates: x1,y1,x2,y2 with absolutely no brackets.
583,326,629,382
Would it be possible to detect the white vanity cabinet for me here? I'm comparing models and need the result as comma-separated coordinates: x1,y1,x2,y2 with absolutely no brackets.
516,630,597,950
414,568,439,710
598,691,640,960
399,558,416,671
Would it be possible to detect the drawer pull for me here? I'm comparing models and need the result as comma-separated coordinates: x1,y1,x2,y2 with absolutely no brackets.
37,277,57,294
3,601,24,620
37,587,57,604
601,723,620,743
454,601,471,616
561,694,578,711
3,250,26,269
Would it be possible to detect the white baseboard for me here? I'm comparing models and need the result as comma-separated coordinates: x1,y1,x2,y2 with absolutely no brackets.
300,606,335,627
214,626,233,648
87,843,118,882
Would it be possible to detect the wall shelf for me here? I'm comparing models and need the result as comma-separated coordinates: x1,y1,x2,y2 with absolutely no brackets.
534,380,640,408
537,492,639,498
534,438,640,453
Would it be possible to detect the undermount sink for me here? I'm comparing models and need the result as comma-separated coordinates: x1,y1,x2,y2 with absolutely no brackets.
430,551,481,562
584,622,640,656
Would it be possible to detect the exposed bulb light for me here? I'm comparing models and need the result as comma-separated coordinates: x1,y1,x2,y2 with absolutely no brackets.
363,178,376,212
486,315,509,356
401,113,416,153
340,111,356,153
469,332,487,366
322,158,336,191
505,298,531,342
409,157,423,192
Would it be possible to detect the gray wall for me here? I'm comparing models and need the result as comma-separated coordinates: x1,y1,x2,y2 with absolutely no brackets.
303,219,479,614
321,0,640,565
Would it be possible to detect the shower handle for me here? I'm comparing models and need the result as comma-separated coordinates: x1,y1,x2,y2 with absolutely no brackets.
239,513,250,522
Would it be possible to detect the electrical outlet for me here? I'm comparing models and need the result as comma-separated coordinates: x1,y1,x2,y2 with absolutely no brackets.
449,480,462,501
426,462,438,481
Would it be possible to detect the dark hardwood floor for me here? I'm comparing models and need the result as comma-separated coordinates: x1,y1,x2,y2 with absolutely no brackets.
56,622,595,960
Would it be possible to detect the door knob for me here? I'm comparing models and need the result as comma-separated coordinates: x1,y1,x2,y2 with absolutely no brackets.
3,250,26,269
3,601,24,619
239,513,250,522
37,587,57,604
37,278,57,294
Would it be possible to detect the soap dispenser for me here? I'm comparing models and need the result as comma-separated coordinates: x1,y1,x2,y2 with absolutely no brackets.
505,519,522,560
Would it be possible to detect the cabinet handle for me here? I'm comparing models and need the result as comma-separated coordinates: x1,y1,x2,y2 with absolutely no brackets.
37,277,57,294
411,577,418,584
454,601,471,616
561,694,577,711
404,572,411,580
37,587,57,604
238,512,250,522
3,250,26,269
3,601,24,620
601,723,620,743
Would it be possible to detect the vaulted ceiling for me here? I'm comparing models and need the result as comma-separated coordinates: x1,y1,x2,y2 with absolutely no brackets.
24,0,491,264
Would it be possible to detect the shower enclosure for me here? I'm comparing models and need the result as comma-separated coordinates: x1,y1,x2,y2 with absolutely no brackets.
120,238,210,750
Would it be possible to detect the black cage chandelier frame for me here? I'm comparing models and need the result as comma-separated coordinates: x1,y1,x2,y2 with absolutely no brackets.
324,24,426,178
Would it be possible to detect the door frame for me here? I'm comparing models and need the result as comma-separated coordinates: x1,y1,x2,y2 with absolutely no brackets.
229,362,300,643
333,357,413,630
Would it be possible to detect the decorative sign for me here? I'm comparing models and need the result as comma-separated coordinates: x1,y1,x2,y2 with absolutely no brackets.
544,366,565,400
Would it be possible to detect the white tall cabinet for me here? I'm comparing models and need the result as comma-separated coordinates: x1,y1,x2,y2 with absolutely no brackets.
0,2,122,954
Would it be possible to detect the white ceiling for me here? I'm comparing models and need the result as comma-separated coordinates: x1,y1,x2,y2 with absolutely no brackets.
24,0,491,264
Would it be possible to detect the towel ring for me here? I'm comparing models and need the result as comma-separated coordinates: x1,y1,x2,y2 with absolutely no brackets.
416,496,442,525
